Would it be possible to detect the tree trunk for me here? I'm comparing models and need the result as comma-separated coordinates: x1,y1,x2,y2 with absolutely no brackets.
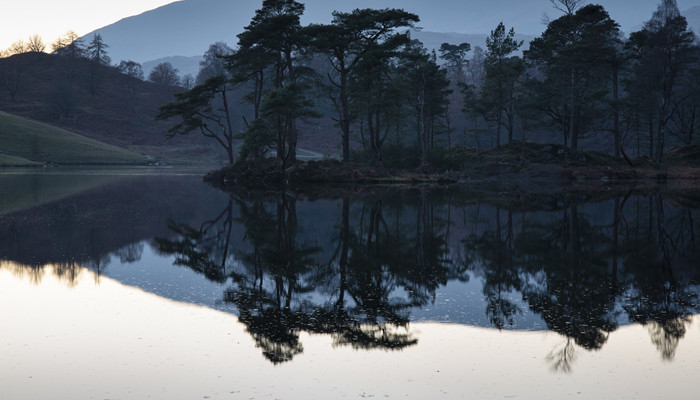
613,67,621,158
419,86,427,165
507,109,514,144
339,68,351,163
496,110,502,147
648,114,654,158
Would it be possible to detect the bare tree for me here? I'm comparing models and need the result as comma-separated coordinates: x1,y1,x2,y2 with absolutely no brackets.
7,40,27,55
52,31,85,58
181,74,195,89
550,0,584,15
26,34,46,52
149,62,180,89
196,41,233,84
117,60,144,80
117,60,144,97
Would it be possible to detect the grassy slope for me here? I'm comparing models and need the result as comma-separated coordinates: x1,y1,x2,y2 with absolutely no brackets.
0,111,145,164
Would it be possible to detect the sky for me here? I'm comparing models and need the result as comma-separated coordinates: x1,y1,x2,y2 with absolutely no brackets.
0,0,173,50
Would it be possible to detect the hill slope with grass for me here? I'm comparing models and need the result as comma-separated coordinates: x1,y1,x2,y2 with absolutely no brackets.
0,52,226,165
0,111,146,164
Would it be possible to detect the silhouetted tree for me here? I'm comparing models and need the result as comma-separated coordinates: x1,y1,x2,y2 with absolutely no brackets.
148,62,180,89
307,8,419,163
117,60,144,97
438,42,471,147
526,5,621,149
481,22,524,146
86,34,110,66
625,0,698,162
196,41,234,85
349,34,410,167
234,0,309,167
398,41,451,165
157,75,237,163
86,34,110,96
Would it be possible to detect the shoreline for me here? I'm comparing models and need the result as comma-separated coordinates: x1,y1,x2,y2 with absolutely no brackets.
204,143,700,192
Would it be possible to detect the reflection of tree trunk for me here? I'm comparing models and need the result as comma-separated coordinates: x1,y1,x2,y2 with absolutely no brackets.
648,196,654,243
507,211,514,270
611,198,620,293
446,204,452,244
273,192,298,310
570,205,581,270
417,192,429,268
655,195,671,274
561,209,568,266
219,199,234,272
496,207,502,245
368,198,383,256
285,194,297,310
688,211,695,249
648,114,654,158
337,198,350,309
569,69,578,150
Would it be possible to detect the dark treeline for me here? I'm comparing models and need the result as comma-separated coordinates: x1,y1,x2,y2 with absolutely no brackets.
156,0,700,169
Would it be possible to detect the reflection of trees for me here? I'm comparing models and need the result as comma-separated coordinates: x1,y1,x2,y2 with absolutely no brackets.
154,187,700,366
464,208,522,329
464,203,621,343
155,198,236,283
114,242,144,263
519,205,619,351
158,190,470,363
462,193,700,370
223,192,319,364
225,192,427,363
621,195,700,361
545,338,577,374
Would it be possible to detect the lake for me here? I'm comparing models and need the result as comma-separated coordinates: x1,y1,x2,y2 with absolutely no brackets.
1,169,699,399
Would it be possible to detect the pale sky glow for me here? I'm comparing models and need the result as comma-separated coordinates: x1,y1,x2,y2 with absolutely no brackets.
2,264,700,399
0,0,175,50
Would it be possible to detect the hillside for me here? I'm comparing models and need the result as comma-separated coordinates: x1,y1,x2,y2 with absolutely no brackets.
0,111,146,164
0,52,227,164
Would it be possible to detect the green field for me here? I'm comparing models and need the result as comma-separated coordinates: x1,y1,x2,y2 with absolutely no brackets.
0,112,146,165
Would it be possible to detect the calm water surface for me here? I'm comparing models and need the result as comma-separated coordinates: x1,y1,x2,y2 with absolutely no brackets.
1,170,699,399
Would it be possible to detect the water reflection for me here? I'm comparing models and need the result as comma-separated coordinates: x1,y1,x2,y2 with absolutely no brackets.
151,187,700,366
1,174,699,370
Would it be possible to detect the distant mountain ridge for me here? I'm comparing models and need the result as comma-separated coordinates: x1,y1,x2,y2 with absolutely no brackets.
140,30,535,79
84,0,699,70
